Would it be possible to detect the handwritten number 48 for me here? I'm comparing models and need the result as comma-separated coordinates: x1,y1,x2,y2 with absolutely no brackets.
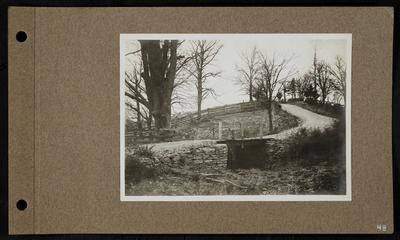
377,224,387,232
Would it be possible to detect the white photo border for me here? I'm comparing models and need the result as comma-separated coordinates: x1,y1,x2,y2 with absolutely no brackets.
120,33,352,202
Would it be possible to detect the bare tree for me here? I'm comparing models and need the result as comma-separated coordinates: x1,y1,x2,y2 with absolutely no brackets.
125,67,144,130
125,41,192,129
125,101,153,130
172,44,195,110
315,61,333,103
257,53,296,132
137,40,192,129
329,56,346,102
310,49,335,103
125,63,153,129
186,40,223,121
235,47,259,102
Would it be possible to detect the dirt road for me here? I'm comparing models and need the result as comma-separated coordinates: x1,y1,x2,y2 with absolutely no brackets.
267,104,336,139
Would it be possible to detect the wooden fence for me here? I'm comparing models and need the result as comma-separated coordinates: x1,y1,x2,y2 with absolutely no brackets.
171,101,267,128
125,101,270,144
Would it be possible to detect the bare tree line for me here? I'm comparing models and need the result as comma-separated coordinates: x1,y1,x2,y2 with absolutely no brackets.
125,40,347,132
235,48,296,131
236,48,347,106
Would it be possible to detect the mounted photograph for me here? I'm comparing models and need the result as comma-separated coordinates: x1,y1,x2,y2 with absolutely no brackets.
120,34,351,201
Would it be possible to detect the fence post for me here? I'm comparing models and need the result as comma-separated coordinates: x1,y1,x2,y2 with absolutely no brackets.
240,122,244,139
218,121,223,140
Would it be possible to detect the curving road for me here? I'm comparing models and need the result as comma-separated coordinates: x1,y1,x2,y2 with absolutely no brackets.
266,104,335,140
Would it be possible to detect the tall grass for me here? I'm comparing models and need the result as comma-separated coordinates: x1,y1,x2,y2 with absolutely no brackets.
133,145,155,158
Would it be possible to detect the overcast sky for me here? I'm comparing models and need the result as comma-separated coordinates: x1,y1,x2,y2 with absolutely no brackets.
122,34,350,114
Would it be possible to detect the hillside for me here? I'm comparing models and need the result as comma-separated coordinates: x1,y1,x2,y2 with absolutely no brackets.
173,102,299,141
126,101,299,145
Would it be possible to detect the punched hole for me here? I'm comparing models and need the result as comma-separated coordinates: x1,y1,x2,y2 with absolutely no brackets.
16,31,27,42
16,199,27,211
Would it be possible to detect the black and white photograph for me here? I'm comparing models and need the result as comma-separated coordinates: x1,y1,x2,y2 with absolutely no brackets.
120,34,351,201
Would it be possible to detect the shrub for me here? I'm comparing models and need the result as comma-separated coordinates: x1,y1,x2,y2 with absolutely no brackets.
312,167,346,194
134,145,155,158
304,97,318,105
287,98,304,102
285,119,345,166
125,145,159,183
125,155,158,184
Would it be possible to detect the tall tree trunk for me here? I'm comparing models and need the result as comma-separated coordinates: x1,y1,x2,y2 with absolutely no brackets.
267,99,273,132
139,40,177,129
154,100,171,129
197,96,202,121
134,77,143,132
136,100,142,131
197,71,203,121
249,82,253,102
321,91,326,104
265,88,273,132
313,79,317,94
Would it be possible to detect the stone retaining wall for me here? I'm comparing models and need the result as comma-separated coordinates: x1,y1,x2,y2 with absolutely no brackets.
155,144,228,170
138,140,288,170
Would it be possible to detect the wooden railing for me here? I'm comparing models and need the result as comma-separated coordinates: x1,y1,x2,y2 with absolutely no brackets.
171,101,267,127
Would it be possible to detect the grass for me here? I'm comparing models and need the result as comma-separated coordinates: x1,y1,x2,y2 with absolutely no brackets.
174,102,299,140
126,162,346,196
133,145,155,158
270,103,299,134
275,118,347,193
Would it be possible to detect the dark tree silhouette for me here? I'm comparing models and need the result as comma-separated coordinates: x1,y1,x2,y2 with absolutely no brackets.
139,40,178,129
